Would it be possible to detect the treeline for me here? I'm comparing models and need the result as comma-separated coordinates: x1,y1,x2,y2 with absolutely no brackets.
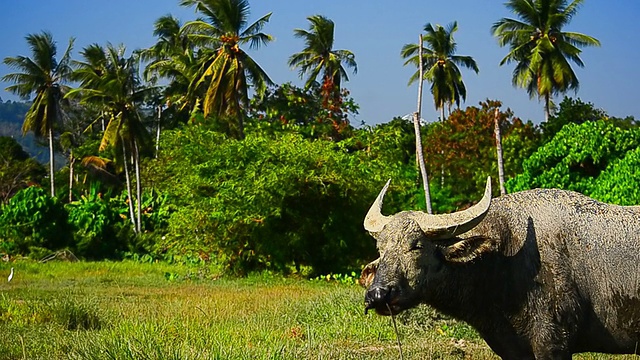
0,0,635,275
1,93,638,275
0,100,54,164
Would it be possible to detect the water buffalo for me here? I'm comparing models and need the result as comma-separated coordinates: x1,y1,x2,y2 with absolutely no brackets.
362,177,640,359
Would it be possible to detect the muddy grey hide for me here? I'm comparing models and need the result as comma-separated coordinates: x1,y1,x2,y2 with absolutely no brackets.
361,177,640,360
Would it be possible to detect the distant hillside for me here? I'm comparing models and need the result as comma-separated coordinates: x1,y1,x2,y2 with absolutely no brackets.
0,99,51,164
0,98,30,125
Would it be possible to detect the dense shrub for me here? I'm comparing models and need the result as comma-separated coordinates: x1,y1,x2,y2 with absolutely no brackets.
143,126,411,275
539,97,607,143
0,186,72,257
590,146,640,205
248,82,359,141
65,187,133,259
423,100,540,210
0,136,46,204
507,120,640,195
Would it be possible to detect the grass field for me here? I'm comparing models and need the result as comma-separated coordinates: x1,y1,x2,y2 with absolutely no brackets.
0,261,636,359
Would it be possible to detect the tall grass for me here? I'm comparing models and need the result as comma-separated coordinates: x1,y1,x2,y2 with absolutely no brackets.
0,262,635,359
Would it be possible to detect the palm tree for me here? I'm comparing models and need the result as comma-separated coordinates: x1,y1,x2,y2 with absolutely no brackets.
180,0,274,139
68,44,152,233
143,15,192,74
142,15,198,111
414,34,432,213
2,31,74,197
288,15,357,109
492,0,600,122
142,15,200,155
493,107,507,195
401,22,478,121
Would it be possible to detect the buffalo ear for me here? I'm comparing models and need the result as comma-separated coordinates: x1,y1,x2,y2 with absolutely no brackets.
359,258,379,288
441,236,496,263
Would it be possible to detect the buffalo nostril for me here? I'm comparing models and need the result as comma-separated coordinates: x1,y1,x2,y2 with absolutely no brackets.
370,287,389,302
364,286,390,314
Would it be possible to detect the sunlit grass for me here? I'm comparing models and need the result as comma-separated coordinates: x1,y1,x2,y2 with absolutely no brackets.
0,261,636,359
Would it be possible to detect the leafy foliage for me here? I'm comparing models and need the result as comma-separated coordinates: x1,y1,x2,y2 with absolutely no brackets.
0,136,46,204
343,117,416,166
143,125,409,274
590,147,640,205
0,186,72,256
507,120,640,195
65,185,132,259
423,100,540,211
540,97,607,142
248,82,359,140
492,0,600,121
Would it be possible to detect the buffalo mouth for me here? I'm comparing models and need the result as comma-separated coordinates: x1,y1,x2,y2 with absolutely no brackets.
364,298,407,316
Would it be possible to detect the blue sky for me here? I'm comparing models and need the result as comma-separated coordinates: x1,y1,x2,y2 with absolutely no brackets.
0,0,638,125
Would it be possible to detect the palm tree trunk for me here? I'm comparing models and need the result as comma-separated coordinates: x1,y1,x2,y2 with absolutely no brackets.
48,127,55,197
68,155,75,202
544,94,550,123
440,100,445,187
155,105,161,158
415,34,432,214
494,108,506,196
413,113,432,214
121,138,137,233
134,138,142,234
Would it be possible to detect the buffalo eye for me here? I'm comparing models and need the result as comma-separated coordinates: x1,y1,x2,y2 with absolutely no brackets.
410,241,424,252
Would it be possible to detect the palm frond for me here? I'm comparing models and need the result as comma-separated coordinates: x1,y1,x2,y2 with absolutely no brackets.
81,155,112,169
562,31,600,48
451,55,479,73
56,37,75,79
494,0,598,106
241,12,272,38
245,32,273,51
242,51,273,92
290,14,355,93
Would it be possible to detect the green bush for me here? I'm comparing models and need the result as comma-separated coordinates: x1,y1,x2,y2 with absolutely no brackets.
507,120,640,194
590,146,640,205
144,126,410,275
138,188,173,232
0,186,72,257
0,136,46,203
65,186,132,259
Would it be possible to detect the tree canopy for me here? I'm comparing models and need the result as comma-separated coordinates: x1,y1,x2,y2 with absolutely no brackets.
402,22,478,121
4,1,638,278
492,0,600,122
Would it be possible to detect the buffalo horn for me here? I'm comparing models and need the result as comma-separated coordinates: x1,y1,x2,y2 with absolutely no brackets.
413,177,492,240
364,179,393,233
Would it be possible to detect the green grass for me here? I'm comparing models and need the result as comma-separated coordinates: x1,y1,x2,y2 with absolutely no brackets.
0,261,636,359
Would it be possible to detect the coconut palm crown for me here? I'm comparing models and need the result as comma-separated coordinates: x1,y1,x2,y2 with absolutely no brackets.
492,0,600,122
179,0,274,138
288,14,357,102
401,22,478,121
2,31,74,196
